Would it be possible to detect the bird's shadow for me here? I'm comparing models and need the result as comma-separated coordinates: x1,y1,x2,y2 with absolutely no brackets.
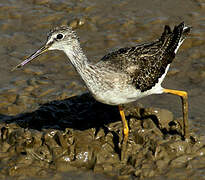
0,93,121,131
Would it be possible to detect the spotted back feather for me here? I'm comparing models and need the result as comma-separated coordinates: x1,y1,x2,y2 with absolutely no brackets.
99,22,191,92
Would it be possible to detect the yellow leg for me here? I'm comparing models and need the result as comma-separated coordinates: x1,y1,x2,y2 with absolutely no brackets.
163,89,189,139
118,105,129,162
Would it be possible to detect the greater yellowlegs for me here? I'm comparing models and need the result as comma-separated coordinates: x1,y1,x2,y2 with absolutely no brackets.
12,22,191,161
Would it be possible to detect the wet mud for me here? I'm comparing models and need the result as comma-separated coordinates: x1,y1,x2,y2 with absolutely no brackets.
0,0,205,179
0,93,205,180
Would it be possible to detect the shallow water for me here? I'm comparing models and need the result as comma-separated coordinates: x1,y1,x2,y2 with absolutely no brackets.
0,0,205,179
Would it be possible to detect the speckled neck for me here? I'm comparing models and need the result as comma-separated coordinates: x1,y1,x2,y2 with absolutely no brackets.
63,41,90,74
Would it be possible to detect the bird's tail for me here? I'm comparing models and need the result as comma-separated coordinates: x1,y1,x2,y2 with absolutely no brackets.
160,22,191,55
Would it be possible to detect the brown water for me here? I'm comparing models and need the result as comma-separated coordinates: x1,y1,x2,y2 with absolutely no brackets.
0,0,205,179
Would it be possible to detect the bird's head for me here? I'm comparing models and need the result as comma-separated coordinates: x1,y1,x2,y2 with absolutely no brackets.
12,26,78,71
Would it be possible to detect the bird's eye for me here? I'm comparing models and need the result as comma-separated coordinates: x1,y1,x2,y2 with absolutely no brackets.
56,34,63,40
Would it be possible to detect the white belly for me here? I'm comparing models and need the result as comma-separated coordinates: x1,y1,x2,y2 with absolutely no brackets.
93,64,170,105
94,83,163,105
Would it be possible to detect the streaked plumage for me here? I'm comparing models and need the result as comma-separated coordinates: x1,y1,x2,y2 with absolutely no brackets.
98,23,190,93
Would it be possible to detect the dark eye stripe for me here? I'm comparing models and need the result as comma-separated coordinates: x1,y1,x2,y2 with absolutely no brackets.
57,34,63,39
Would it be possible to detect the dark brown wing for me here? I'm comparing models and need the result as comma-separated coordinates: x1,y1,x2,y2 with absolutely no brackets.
99,22,190,92
133,22,188,92
99,41,159,74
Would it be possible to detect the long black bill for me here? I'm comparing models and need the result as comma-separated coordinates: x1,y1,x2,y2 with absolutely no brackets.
11,44,50,71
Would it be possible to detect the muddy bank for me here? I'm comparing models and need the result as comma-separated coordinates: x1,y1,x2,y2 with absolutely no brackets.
0,93,205,179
